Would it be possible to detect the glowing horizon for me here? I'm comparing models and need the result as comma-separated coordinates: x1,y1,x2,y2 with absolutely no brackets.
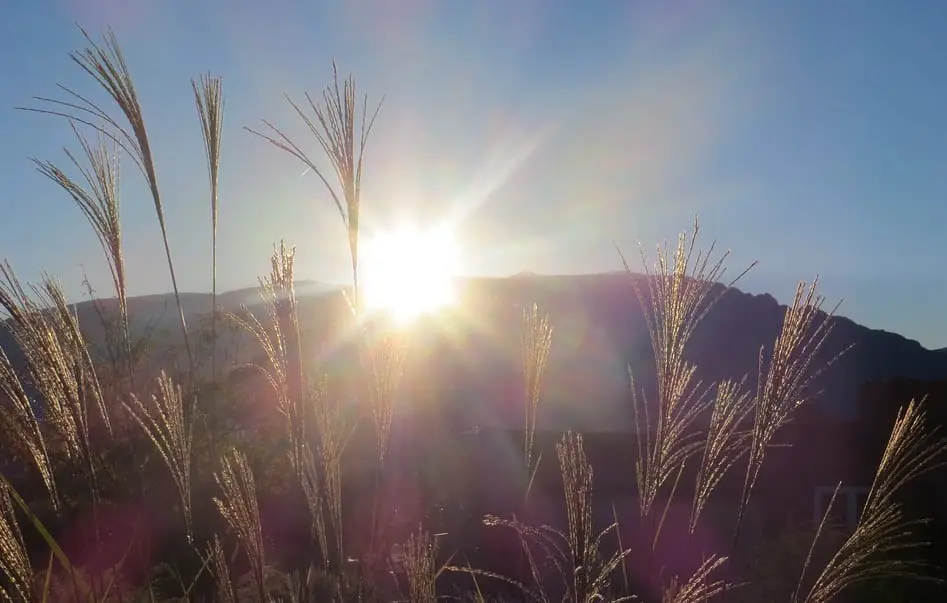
361,225,460,324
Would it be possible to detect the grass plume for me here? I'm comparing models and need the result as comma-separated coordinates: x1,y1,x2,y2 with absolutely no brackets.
0,346,60,511
209,536,236,603
229,242,306,473
192,73,224,385
22,26,193,372
32,124,129,381
213,449,265,602
246,64,382,310
303,375,355,568
0,266,111,512
471,432,633,602
362,328,407,464
401,527,439,603
522,304,553,477
737,279,845,539
662,555,729,603
123,371,195,540
620,219,754,517
689,378,754,533
796,400,947,602
0,483,32,603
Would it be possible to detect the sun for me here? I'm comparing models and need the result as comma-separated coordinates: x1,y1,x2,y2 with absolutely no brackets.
361,226,459,322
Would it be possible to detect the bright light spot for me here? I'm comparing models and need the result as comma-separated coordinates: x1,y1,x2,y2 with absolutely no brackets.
362,226,459,323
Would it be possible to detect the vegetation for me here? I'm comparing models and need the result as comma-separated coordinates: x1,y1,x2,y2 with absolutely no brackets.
0,25,945,602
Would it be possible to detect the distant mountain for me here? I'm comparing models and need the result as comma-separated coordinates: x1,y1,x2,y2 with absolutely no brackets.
3,273,946,431
406,273,947,430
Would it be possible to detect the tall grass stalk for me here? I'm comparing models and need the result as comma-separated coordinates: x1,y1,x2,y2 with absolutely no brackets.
363,328,407,465
305,374,355,568
123,371,195,541
795,400,947,602
401,527,439,603
209,536,236,603
662,555,729,603
736,279,846,543
192,74,224,388
229,242,306,475
0,483,33,603
213,449,265,602
522,304,553,480
468,433,633,602
689,378,754,533
247,64,382,313
620,220,754,518
0,266,111,516
22,26,193,372
0,347,59,511
33,124,130,385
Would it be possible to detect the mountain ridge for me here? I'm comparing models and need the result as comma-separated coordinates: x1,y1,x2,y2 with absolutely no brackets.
3,272,946,428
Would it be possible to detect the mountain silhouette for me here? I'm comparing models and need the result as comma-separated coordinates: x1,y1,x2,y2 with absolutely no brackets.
3,273,946,430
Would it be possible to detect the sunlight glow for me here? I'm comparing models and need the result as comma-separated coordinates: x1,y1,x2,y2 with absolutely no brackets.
362,226,459,323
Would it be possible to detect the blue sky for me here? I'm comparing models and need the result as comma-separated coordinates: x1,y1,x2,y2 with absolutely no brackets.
2,1,947,348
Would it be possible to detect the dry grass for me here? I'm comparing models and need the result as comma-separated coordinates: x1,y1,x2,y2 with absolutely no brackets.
737,279,847,538
620,220,754,518
362,328,408,464
689,378,753,533
123,371,194,540
33,124,129,380
24,26,194,371
0,346,59,511
1,25,945,603
213,448,265,602
0,267,111,512
465,433,633,603
522,304,553,478
0,482,32,603
795,400,947,602
209,535,236,603
401,527,439,603
229,242,306,472
192,74,224,384
662,556,729,603
246,64,382,311
304,374,355,569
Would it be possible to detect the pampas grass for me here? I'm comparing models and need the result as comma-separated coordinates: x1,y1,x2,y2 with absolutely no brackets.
662,555,729,603
795,400,947,602
523,304,553,479
123,371,195,540
0,483,32,603
0,346,59,511
0,266,111,514
621,221,754,518
33,124,129,382
229,242,306,473
689,378,753,533
214,449,265,602
467,433,633,603
737,279,847,541
401,527,439,603
209,536,236,603
192,73,224,386
306,374,355,569
0,25,944,603
23,26,194,371
246,64,382,311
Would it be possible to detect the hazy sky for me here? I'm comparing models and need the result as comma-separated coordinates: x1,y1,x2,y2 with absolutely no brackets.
2,1,947,348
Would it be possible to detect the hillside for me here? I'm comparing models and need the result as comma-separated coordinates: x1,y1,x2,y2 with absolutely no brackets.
3,272,946,430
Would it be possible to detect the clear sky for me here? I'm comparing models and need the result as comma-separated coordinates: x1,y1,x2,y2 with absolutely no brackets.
2,1,947,348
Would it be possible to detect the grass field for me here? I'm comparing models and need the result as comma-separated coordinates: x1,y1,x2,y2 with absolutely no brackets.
0,26,945,602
